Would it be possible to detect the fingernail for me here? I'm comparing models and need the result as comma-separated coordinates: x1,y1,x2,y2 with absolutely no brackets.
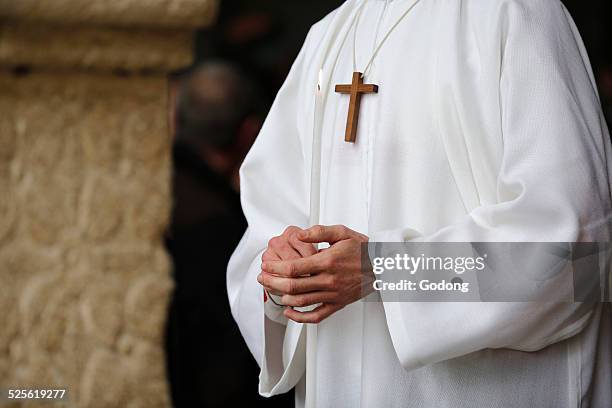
257,273,262,283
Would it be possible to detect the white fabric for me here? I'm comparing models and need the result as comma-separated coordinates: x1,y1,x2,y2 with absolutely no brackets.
264,291,288,325
227,0,612,407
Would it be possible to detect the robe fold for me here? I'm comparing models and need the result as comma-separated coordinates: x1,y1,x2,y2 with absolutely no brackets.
227,0,612,406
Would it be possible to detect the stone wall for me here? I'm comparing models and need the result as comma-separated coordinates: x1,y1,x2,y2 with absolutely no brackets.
0,1,217,406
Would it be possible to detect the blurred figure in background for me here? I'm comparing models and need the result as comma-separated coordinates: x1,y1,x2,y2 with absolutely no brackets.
174,62,261,190
165,62,292,407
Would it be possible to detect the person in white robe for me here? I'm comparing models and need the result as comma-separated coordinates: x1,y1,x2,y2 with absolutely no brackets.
227,0,612,406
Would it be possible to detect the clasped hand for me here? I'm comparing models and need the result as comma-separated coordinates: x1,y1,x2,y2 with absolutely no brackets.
257,225,373,324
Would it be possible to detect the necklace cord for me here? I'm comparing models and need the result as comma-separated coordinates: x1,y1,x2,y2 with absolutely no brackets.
352,0,423,78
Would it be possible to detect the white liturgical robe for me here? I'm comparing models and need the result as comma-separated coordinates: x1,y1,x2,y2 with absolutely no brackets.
227,0,612,407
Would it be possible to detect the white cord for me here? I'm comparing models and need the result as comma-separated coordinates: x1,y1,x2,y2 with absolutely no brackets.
352,0,423,78
352,0,369,74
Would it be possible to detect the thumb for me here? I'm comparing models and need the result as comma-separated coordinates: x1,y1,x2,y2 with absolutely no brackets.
298,225,352,244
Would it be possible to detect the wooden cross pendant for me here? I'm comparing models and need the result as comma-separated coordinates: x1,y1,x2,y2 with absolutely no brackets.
335,72,378,143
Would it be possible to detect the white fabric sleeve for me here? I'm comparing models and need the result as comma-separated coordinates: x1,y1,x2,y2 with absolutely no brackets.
265,290,289,325
226,31,312,395
371,0,612,371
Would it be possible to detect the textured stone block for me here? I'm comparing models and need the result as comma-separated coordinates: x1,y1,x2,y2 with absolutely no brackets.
0,0,218,29
0,23,194,72
0,70,175,406
0,1,218,405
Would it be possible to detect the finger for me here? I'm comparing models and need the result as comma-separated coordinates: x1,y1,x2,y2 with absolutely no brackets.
284,303,341,324
298,225,354,244
262,254,326,277
275,243,302,261
257,273,330,295
281,291,337,308
261,250,281,295
262,248,280,262
288,233,318,258
268,234,303,261
262,286,283,296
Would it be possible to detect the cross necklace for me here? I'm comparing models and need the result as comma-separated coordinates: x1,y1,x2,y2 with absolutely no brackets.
335,0,422,143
